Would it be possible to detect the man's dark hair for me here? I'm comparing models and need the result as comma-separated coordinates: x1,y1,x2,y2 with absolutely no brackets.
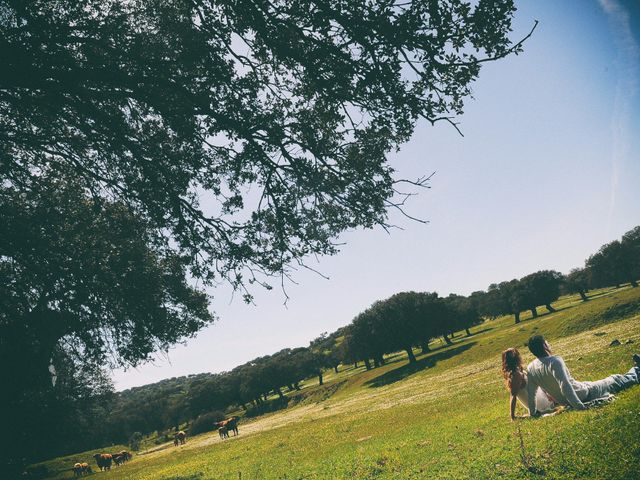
527,335,548,358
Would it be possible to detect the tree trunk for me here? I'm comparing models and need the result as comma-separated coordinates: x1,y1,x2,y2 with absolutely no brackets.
378,355,385,366
514,312,520,324
420,341,430,354
373,357,380,368
275,387,284,399
545,303,555,312
579,290,589,301
317,371,323,386
465,328,471,336
530,307,538,318
364,359,371,370
405,347,417,364
354,361,359,368
334,365,339,374
631,278,639,288
442,334,453,345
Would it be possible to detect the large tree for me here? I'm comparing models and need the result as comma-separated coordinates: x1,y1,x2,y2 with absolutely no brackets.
587,240,638,289
563,268,591,302
520,270,563,314
0,179,213,468
1,0,530,294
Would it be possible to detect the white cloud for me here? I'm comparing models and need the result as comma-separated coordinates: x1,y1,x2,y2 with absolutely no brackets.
597,0,640,235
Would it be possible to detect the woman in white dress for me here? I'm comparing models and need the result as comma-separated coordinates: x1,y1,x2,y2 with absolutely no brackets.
502,348,555,420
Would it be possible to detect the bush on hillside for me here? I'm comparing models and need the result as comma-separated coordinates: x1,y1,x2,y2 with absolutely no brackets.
190,411,226,435
129,432,143,451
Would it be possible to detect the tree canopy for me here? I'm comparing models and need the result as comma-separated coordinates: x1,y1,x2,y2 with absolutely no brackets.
1,0,528,294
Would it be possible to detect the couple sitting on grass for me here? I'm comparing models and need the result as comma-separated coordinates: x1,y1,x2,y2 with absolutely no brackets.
502,334,640,420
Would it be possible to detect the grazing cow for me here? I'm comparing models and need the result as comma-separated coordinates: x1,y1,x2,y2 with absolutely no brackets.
112,453,124,466
93,453,113,471
119,450,132,462
226,416,239,436
217,417,239,439
80,463,92,475
175,430,186,445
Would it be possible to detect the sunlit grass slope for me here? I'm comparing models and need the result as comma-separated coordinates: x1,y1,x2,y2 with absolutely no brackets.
36,286,640,479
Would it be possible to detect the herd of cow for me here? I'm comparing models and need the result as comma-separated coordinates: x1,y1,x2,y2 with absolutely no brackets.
72,451,131,476
72,417,240,476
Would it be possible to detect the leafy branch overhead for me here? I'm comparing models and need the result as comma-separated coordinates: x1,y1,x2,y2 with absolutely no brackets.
1,0,531,291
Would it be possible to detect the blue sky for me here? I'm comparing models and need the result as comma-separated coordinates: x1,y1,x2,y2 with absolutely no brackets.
113,0,640,390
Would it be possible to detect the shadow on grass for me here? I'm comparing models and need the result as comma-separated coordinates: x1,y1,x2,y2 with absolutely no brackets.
467,326,495,336
520,305,572,323
365,342,477,388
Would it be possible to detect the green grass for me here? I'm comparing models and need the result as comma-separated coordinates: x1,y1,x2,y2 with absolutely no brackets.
33,286,640,479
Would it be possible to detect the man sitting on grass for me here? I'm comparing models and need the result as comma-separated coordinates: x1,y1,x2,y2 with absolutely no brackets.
525,334,639,417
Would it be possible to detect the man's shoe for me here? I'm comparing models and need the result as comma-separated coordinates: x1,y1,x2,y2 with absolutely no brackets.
633,353,640,367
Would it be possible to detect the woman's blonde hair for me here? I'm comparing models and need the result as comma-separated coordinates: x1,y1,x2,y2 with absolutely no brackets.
501,348,523,389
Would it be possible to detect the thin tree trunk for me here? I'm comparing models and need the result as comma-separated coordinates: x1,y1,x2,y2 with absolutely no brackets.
465,327,471,336
373,357,380,368
405,347,417,364
530,307,538,318
545,304,555,312
378,355,385,365
631,278,639,288
317,371,323,386
364,359,371,370
579,290,589,301
420,341,430,354
514,312,520,324
443,334,453,345
275,387,284,399
334,365,339,374
354,361,359,368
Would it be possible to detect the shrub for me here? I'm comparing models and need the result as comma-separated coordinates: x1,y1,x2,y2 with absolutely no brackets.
189,411,226,435
129,432,143,451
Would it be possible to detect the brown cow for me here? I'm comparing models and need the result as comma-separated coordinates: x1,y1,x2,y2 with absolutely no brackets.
174,430,186,445
93,453,113,471
119,450,132,462
217,416,239,438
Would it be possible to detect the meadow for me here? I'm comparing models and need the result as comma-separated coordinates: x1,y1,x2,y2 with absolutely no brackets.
33,286,640,480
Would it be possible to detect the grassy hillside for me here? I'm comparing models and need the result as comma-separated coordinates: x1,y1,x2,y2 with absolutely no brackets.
32,286,640,479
